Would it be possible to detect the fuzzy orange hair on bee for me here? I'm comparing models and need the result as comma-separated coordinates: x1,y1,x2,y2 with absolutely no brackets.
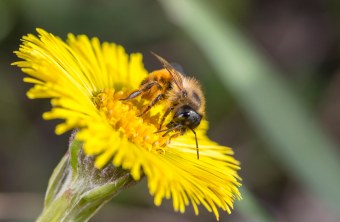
121,52,205,159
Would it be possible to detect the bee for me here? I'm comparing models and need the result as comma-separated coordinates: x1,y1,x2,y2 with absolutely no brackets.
121,52,205,159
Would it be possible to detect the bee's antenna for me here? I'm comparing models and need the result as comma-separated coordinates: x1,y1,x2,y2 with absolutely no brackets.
189,128,199,159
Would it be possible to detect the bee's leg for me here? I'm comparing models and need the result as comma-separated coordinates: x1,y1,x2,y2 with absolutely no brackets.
138,93,164,116
165,129,185,145
159,106,173,130
120,81,160,101
120,90,142,101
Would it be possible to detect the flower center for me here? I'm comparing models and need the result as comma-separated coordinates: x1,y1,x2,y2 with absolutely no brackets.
94,89,169,153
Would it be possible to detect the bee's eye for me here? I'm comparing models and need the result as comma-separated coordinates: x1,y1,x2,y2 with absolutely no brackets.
178,111,190,118
173,105,202,128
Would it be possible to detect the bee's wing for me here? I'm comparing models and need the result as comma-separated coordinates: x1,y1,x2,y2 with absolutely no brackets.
151,52,184,90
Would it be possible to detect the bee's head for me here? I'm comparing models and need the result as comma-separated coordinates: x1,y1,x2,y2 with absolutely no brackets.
170,105,202,129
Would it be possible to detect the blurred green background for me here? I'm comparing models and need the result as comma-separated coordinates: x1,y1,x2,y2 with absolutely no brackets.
1,0,340,221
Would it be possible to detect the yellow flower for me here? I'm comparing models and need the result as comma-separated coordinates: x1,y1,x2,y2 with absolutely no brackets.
13,28,242,220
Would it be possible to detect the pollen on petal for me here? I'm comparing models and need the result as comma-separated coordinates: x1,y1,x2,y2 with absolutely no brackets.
92,89,169,157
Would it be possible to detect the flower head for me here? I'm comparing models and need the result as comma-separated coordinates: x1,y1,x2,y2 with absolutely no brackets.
13,28,242,220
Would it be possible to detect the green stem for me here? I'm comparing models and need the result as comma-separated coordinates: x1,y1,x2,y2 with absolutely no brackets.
36,132,137,222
